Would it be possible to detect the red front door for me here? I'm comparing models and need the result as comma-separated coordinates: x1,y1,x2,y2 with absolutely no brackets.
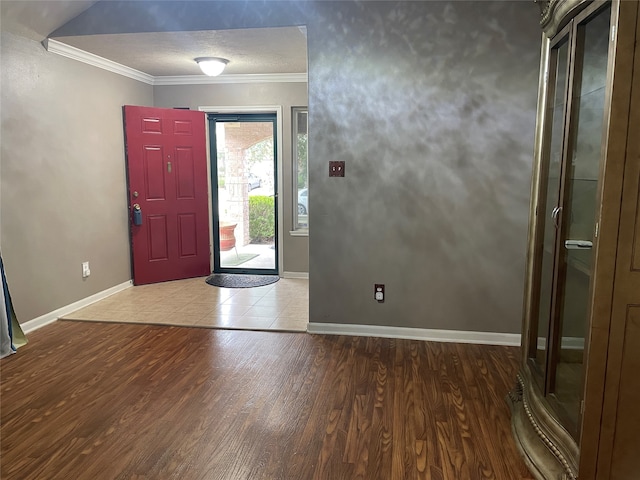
124,106,210,285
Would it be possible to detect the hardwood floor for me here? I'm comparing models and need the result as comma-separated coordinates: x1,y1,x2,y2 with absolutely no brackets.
1,321,534,480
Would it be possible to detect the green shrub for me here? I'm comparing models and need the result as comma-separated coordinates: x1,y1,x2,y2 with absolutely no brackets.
249,196,275,243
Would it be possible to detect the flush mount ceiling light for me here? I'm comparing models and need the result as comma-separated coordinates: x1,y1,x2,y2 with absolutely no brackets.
195,57,229,76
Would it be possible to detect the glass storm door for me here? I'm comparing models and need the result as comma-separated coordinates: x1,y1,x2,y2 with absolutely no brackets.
208,114,278,274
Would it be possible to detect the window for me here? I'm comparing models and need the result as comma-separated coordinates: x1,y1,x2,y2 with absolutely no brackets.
292,107,308,230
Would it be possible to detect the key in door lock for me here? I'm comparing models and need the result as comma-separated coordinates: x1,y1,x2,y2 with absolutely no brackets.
133,203,142,226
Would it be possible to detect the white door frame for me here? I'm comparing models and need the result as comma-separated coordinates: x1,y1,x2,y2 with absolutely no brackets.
199,105,284,276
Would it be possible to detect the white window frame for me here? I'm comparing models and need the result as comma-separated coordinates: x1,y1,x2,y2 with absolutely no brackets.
292,107,308,233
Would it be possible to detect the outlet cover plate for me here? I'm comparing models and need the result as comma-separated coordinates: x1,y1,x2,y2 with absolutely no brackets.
329,161,345,177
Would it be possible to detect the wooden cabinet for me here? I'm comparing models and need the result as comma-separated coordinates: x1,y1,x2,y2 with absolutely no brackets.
509,1,640,479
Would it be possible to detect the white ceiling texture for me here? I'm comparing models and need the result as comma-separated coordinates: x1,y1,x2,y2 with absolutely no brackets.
1,0,308,78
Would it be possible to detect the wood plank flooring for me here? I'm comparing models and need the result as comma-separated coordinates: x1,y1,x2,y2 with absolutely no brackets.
1,321,534,480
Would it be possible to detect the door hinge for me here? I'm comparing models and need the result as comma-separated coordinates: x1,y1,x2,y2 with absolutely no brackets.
580,400,585,415
594,222,599,238
611,25,616,42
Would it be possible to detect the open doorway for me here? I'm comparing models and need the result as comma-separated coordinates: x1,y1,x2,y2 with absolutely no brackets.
209,113,278,274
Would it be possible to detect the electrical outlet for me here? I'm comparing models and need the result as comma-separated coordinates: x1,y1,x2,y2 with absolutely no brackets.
374,284,385,303
82,261,91,278
329,161,345,177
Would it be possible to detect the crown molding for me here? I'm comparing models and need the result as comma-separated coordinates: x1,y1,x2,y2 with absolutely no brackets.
153,73,307,85
44,38,308,86
43,38,155,85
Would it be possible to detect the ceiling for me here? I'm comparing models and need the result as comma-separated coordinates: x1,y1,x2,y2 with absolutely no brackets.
0,0,98,41
1,0,308,77
54,27,308,77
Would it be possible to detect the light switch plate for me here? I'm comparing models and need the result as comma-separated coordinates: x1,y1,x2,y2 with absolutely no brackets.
329,161,345,177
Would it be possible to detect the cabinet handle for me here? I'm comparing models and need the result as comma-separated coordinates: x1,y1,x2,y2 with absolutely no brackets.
565,240,593,249
551,206,562,228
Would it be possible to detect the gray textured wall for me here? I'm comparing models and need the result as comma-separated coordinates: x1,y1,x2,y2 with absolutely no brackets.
307,2,540,333
0,31,153,322
153,82,309,274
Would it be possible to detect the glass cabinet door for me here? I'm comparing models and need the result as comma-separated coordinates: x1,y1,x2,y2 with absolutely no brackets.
528,2,612,440
549,3,611,437
528,35,571,384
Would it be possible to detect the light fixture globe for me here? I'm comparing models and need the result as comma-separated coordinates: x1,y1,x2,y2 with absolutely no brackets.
195,57,229,76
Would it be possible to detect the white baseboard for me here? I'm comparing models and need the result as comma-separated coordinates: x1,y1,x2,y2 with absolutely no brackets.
21,280,133,333
281,271,309,279
307,322,521,346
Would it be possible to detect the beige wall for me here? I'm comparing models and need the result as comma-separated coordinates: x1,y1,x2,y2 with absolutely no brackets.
153,82,309,273
0,31,153,323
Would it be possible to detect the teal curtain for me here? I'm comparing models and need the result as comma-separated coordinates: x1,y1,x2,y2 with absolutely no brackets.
1,252,27,358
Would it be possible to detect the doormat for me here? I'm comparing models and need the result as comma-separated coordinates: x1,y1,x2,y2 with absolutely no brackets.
220,253,258,267
205,274,279,288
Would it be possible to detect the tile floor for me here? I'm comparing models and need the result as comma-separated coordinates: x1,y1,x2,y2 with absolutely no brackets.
61,276,309,332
